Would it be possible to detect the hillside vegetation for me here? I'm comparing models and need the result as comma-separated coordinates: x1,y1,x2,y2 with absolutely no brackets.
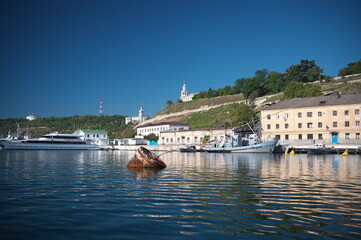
0,115,128,140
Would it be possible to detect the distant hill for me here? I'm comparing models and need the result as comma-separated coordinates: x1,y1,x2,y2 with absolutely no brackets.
0,115,127,140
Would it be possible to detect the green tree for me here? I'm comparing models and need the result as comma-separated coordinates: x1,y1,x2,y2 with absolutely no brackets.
231,103,257,127
338,60,361,76
146,133,159,142
285,59,323,83
166,100,174,106
282,82,322,99
265,71,285,94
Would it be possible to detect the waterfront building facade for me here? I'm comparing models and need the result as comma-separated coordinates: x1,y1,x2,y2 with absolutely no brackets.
180,83,197,102
74,129,109,146
125,106,150,124
137,122,190,137
261,94,361,145
159,128,229,145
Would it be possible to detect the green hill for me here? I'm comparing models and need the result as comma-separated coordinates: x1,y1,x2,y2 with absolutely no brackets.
0,115,127,140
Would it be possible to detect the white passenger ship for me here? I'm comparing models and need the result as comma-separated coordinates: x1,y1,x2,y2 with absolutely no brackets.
0,132,100,150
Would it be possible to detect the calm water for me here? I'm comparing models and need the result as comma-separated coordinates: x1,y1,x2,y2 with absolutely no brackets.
1,150,361,240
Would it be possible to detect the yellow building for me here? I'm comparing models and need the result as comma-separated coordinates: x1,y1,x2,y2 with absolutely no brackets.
261,94,361,145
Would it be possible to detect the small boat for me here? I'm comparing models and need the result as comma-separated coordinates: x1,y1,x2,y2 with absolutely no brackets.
202,133,278,153
0,132,100,150
180,145,197,152
307,144,333,154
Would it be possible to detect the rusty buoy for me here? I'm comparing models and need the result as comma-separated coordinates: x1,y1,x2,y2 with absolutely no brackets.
127,147,166,169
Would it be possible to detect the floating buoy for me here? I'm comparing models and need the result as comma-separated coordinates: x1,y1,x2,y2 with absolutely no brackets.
342,149,349,156
290,150,295,155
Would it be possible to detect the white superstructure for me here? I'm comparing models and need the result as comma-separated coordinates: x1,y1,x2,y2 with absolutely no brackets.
0,132,100,150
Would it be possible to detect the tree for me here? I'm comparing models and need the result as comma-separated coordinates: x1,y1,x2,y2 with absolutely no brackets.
265,71,285,94
193,91,207,100
285,59,323,83
166,100,174,106
231,103,257,127
338,60,361,76
282,82,322,99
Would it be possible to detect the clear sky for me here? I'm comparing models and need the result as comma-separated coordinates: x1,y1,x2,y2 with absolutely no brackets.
1,0,360,119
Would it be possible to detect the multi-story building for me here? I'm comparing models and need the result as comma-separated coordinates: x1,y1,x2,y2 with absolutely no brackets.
137,122,190,137
261,94,361,145
159,128,229,145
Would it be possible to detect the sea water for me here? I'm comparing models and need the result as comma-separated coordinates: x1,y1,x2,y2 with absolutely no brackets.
0,150,361,239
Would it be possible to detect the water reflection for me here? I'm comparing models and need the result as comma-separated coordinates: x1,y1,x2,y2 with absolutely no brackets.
0,150,360,239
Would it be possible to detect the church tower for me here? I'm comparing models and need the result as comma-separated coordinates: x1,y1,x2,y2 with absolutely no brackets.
138,106,144,122
181,83,188,98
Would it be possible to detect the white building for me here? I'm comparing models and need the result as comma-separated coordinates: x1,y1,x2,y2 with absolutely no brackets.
159,128,228,145
125,106,150,124
137,122,190,136
180,83,197,102
74,129,109,146
26,113,40,121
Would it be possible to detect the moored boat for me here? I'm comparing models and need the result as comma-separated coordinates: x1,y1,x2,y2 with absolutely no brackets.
202,133,278,153
307,143,333,154
0,132,100,150
180,145,197,152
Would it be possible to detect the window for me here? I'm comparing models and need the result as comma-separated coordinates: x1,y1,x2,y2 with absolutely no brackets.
356,109,360,115
275,135,280,140
345,110,349,115
298,123,302,128
307,112,313,117
285,123,289,129
333,122,338,127
275,114,280,119
276,124,279,129
318,112,322,117
345,121,350,127
333,111,337,116
267,124,271,129
267,114,271,119
285,134,289,140
318,134,323,139
318,122,322,128
284,113,289,120
356,133,360,139
298,112,302,118
171,138,173,143
298,134,302,140
307,123,313,128
187,137,190,143
166,138,169,143
345,133,350,139
307,134,313,139
356,121,360,127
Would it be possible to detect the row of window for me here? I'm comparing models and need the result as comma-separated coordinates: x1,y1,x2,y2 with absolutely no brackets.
161,136,223,143
86,134,107,138
275,133,360,140
267,109,360,120
267,121,360,129
138,126,169,133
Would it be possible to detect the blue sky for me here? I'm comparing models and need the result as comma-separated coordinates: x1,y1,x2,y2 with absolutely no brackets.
1,0,360,119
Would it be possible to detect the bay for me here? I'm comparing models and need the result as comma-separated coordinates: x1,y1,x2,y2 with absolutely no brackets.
0,150,361,239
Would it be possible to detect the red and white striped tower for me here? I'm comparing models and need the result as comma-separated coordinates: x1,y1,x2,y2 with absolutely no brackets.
99,100,103,116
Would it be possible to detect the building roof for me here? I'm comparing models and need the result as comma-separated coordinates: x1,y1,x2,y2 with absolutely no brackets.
138,121,189,128
263,94,361,110
80,129,108,133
